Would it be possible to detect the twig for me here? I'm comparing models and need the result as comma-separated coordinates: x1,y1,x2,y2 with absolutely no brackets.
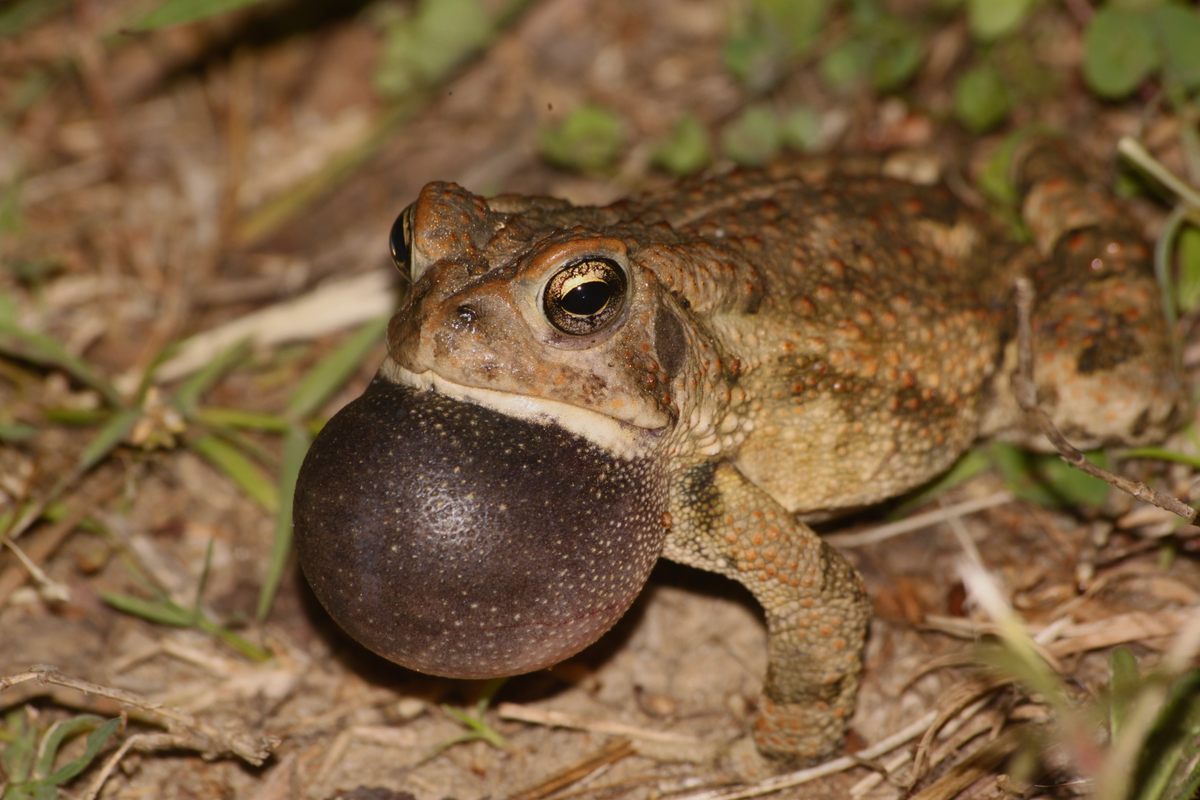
671,711,939,800
0,665,277,765
0,471,124,607
1012,278,1197,523
911,679,1009,781
826,491,1013,548
2,540,69,602
1118,137,1200,212
496,703,701,745
905,726,1025,800
79,730,146,800
506,739,636,800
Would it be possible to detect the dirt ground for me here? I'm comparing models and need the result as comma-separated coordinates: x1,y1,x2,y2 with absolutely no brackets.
2,1,1199,798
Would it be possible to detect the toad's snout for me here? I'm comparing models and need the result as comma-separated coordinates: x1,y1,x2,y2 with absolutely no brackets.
294,377,668,678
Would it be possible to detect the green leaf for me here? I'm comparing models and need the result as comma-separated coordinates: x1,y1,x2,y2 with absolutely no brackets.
539,105,626,173
33,715,97,777
45,718,122,785
651,114,712,176
977,129,1034,207
256,424,308,622
286,316,387,421
820,37,872,90
189,432,278,512
1084,8,1159,99
375,0,495,97
1149,4,1200,92
967,0,1034,40
719,105,782,166
870,27,924,91
781,106,823,152
723,26,783,91
758,0,833,55
2,710,36,782
954,64,1011,132
988,443,1110,508
0,0,69,37
39,716,120,785
1177,225,1200,313
1036,453,1113,509
893,447,993,516
724,0,833,88
134,0,272,30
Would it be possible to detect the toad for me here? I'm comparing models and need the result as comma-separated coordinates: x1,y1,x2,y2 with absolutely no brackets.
293,140,1180,763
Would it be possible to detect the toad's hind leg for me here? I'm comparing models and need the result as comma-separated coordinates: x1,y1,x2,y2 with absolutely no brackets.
663,462,869,763
1004,141,1183,447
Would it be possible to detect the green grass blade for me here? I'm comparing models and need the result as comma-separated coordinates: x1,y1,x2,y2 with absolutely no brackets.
1110,647,1140,739
0,320,121,406
192,537,216,613
192,614,272,662
41,407,111,426
75,409,139,475
101,591,270,661
172,339,251,416
256,424,308,622
2,409,137,543
1122,447,1200,470
893,447,992,516
188,433,279,513
285,317,386,421
0,0,70,37
0,422,35,442
441,705,507,749
131,0,273,30
100,591,197,626
194,406,290,433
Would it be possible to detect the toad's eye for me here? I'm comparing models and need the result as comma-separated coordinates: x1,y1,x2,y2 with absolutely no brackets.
389,205,414,271
543,257,627,335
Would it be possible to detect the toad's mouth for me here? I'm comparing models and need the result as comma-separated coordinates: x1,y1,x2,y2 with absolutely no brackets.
380,358,666,460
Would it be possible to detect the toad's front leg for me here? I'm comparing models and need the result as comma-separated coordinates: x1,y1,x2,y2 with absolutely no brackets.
664,462,870,763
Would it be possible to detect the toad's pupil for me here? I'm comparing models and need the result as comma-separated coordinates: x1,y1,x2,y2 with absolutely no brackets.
561,281,612,316
389,212,410,268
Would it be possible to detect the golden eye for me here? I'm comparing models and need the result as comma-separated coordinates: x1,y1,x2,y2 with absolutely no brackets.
543,257,627,335
389,205,414,271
